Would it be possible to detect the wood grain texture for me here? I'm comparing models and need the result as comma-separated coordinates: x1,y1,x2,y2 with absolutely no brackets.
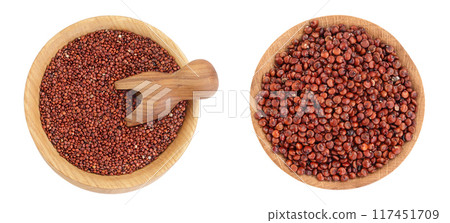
24,16,199,193
115,59,218,126
250,15,425,189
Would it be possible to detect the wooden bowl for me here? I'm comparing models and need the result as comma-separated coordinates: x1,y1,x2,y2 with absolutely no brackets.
24,16,199,193
250,15,425,189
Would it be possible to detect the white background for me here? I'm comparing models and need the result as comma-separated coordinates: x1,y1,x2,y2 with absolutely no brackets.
1,0,449,222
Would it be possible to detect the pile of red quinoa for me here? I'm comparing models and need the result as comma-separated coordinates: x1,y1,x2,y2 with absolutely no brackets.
39,30,187,175
254,20,417,182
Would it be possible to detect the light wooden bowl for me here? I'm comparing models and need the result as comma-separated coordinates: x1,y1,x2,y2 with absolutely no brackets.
250,15,425,189
24,16,199,193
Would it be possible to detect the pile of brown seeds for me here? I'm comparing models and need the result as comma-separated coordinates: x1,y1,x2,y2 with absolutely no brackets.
39,30,187,175
254,20,417,181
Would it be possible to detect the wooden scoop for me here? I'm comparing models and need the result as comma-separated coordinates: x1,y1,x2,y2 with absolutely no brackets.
115,59,218,126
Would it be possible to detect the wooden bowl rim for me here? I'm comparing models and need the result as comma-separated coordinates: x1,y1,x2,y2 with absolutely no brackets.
250,15,425,190
24,15,199,193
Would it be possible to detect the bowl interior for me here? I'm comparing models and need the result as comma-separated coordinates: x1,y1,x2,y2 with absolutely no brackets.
250,15,424,189
24,16,199,193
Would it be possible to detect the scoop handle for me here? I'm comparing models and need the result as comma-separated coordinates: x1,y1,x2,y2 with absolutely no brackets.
115,59,218,100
